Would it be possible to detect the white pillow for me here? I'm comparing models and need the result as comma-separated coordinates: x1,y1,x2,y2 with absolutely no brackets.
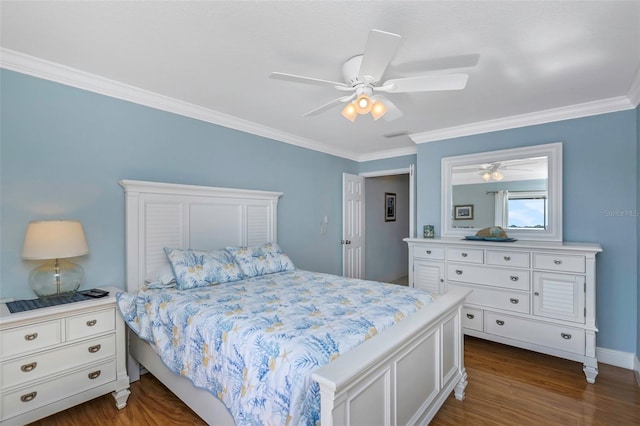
145,263,176,288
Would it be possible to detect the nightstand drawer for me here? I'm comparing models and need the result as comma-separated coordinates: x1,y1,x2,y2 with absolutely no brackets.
2,334,116,389
1,320,62,358
1,359,116,421
66,308,115,340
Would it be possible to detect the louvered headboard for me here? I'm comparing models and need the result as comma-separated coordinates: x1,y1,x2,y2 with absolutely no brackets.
119,180,282,292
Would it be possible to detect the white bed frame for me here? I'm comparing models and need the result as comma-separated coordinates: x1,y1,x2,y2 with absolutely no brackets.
120,179,470,425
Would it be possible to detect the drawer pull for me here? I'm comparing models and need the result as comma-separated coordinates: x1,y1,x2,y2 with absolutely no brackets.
88,370,102,380
510,275,519,281
561,333,572,340
461,252,468,257
20,391,37,402
503,256,511,261
509,298,519,304
466,313,475,319
426,250,432,254
496,320,505,326
554,259,563,265
86,319,97,327
455,269,463,275
24,333,38,341
534,291,540,296
88,344,102,353
20,362,37,372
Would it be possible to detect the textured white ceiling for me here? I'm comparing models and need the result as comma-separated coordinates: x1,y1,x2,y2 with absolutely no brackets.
2,1,639,160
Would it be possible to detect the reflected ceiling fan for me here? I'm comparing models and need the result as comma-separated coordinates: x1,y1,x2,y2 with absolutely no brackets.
270,29,469,122
478,162,534,182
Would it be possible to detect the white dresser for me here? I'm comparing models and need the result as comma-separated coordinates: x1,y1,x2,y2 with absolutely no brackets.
0,287,130,425
405,238,602,383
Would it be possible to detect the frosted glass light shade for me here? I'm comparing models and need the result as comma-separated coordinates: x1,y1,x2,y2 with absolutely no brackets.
341,103,357,122
29,259,83,299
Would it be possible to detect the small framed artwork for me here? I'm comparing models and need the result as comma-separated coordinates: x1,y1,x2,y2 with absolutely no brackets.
385,192,396,222
454,204,474,220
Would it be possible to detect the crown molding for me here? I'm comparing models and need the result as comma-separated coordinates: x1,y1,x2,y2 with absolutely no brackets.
356,145,417,162
410,96,635,144
627,65,640,108
0,48,361,161
2,48,636,162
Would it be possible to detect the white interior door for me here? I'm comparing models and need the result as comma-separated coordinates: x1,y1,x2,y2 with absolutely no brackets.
342,173,365,278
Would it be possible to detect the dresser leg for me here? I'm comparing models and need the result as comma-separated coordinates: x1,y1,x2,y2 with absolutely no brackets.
583,360,598,384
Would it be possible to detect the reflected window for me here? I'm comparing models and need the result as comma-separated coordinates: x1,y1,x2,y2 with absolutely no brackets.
506,191,547,229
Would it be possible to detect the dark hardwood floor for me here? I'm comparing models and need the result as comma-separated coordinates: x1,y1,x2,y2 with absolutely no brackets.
29,337,640,425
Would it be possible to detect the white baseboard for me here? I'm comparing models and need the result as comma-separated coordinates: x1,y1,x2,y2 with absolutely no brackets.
635,355,640,387
596,346,636,369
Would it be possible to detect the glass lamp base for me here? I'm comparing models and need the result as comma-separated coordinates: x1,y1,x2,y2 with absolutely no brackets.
29,258,83,299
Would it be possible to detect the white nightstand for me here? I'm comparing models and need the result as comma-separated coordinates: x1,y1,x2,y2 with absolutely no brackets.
0,287,130,425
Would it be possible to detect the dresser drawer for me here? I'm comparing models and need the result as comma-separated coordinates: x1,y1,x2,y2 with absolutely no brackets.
449,283,530,314
1,320,62,359
486,250,530,268
413,246,445,260
446,247,484,264
484,312,585,355
533,253,585,273
1,334,116,390
447,263,530,291
66,308,115,341
462,307,483,331
1,359,116,421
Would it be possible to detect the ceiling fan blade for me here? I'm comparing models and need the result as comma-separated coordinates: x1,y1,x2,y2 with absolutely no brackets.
303,94,355,117
376,73,469,93
358,29,402,83
270,72,348,89
379,98,403,122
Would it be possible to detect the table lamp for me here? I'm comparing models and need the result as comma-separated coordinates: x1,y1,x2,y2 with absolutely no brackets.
22,220,89,299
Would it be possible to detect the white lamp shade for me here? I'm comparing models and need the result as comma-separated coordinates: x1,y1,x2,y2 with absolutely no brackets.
22,220,89,260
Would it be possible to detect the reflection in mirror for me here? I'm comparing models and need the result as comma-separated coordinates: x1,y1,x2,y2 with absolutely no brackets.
441,143,562,241
451,157,548,230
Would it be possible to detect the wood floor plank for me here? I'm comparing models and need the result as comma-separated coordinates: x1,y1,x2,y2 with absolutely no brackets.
28,336,639,425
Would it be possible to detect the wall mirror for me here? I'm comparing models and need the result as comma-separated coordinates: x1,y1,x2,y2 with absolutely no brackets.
441,142,562,241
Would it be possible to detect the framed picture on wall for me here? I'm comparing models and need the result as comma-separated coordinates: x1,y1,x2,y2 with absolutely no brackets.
454,204,474,220
385,193,396,222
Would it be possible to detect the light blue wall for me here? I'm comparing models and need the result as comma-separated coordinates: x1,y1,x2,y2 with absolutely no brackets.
416,110,638,353
365,174,409,282
0,70,358,300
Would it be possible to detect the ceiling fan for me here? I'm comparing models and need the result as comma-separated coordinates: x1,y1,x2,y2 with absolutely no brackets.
478,162,534,181
269,29,469,122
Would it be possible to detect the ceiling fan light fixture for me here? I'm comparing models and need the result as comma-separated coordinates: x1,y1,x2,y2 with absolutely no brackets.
371,100,387,120
355,94,373,114
481,171,491,181
492,171,504,181
341,102,357,122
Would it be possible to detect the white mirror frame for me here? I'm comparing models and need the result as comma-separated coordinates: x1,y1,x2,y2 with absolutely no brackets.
441,142,563,241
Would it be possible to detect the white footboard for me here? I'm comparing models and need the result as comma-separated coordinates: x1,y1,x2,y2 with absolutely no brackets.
312,287,470,426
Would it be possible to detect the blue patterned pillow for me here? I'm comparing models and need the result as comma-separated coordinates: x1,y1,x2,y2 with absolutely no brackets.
225,242,295,278
164,248,244,290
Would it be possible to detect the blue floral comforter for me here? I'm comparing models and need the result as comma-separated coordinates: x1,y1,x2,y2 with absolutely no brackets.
116,269,434,425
